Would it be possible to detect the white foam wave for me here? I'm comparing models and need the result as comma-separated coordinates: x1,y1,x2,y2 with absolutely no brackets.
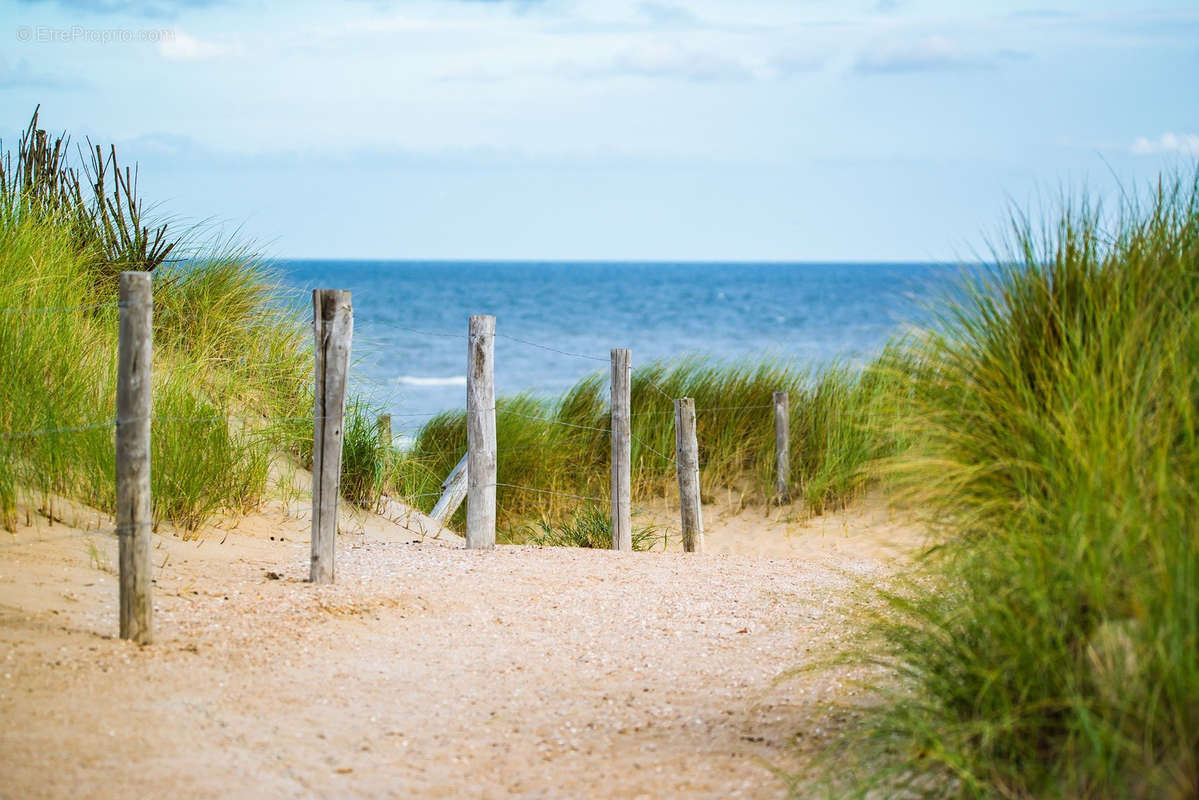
394,375,467,387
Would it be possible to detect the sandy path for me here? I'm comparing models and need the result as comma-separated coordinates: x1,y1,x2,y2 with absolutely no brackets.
0,498,920,799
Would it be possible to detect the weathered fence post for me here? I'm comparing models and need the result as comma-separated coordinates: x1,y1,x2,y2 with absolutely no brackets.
430,452,469,524
674,397,704,553
377,413,391,449
466,315,496,549
773,390,790,504
610,348,632,551
311,289,353,583
116,271,153,644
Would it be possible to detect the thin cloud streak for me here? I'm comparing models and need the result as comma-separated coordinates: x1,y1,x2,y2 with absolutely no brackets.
15,0,223,17
853,35,1026,75
1131,133,1199,157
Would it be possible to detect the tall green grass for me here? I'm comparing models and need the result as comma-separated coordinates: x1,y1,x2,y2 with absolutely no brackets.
339,399,403,512
0,112,310,531
393,356,907,530
0,108,906,538
0,216,310,531
0,107,178,278
837,171,1199,798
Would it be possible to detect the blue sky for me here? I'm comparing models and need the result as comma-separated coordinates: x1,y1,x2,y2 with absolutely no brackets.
1,0,1196,260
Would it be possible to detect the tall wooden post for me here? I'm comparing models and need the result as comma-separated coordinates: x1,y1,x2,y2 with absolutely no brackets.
773,390,790,504
610,348,632,551
377,414,392,449
674,397,704,553
116,271,153,644
311,289,353,583
466,315,496,549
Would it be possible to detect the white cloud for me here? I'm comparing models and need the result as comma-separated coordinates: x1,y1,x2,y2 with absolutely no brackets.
636,2,700,27
854,35,1022,74
157,30,227,61
1130,132,1199,157
563,44,762,82
15,0,224,17
437,40,823,84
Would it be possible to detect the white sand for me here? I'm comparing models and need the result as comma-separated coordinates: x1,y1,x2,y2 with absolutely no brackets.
0,493,922,798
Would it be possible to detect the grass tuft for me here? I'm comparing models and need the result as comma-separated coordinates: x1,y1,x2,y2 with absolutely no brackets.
522,505,660,551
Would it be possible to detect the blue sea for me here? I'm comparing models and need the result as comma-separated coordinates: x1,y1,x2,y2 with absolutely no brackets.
275,261,957,438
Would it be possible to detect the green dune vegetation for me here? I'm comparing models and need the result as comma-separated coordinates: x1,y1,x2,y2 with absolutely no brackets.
391,170,1199,796
0,110,312,531
4,108,1198,796
0,110,908,540
829,172,1199,798
390,356,908,534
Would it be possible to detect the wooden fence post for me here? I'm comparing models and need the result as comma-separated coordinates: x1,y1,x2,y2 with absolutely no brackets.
116,271,153,644
674,397,704,553
430,452,469,524
773,390,790,504
466,315,496,549
311,289,353,583
610,348,631,551
377,414,391,449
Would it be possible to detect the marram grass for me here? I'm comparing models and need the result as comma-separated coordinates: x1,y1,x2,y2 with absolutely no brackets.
389,354,909,533
0,107,314,530
10,108,1199,800
521,504,661,551
1,110,899,536
0,215,311,531
821,170,1199,799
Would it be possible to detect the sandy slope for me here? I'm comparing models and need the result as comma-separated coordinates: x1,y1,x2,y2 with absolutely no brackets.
0,495,922,799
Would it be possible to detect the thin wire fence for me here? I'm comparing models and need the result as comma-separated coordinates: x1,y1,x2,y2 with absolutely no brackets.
490,483,608,504
497,408,612,434
0,414,357,439
0,301,216,315
630,433,677,465
0,420,117,440
0,301,122,314
494,332,610,363
0,286,788,651
2,301,786,553
358,316,683,404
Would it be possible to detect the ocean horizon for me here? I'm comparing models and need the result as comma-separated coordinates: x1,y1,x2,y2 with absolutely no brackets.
275,260,966,437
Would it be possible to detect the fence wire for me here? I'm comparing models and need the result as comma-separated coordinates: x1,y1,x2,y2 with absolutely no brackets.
0,297,794,543
493,332,609,363
490,483,608,504
0,411,432,439
0,301,191,316
495,440,582,455
497,409,612,434
0,301,122,314
630,433,677,465
0,420,116,440
632,403,777,417
356,320,459,340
